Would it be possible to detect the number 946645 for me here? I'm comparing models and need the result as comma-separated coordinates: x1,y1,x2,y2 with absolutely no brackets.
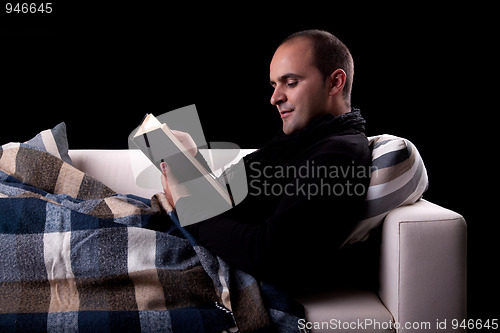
5,3,52,14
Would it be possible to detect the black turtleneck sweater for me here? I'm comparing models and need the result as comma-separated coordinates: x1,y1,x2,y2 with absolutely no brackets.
184,110,371,292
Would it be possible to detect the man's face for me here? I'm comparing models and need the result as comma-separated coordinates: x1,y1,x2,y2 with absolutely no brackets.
270,38,330,134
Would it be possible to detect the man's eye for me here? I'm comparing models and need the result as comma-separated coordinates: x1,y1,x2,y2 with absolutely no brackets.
286,81,298,87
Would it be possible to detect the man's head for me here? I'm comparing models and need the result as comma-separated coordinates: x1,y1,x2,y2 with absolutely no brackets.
270,30,354,134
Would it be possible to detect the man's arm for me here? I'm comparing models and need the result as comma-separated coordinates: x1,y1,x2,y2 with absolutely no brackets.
185,149,370,289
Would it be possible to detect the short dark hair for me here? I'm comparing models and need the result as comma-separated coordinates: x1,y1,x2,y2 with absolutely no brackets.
281,30,354,107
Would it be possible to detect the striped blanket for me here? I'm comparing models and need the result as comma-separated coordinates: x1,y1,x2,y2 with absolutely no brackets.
0,144,304,332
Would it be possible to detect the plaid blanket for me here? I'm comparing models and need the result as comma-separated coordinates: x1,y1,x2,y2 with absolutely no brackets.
0,144,305,333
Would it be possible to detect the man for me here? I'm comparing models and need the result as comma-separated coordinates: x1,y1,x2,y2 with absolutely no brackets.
162,30,371,293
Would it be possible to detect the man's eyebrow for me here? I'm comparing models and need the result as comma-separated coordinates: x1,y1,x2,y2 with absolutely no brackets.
280,73,303,80
270,73,303,85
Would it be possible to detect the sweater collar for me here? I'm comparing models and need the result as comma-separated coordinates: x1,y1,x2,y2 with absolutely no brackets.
246,108,366,165
289,107,366,140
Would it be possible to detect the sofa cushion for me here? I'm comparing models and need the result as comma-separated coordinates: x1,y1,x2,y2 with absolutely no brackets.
343,135,429,245
1,122,73,165
69,150,163,199
296,289,394,333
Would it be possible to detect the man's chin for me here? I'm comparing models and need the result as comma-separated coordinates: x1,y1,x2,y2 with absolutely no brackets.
282,123,292,135
282,121,297,135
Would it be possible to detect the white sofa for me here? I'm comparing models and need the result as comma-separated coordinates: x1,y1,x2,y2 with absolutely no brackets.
69,149,467,333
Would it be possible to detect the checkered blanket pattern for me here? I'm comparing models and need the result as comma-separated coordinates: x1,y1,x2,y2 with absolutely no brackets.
0,144,304,332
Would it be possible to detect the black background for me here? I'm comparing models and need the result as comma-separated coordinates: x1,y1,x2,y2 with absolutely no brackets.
2,2,498,322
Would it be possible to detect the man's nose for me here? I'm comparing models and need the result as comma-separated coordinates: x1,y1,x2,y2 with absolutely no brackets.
270,88,286,106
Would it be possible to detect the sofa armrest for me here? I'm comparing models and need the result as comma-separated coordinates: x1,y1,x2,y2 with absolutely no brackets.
378,199,467,332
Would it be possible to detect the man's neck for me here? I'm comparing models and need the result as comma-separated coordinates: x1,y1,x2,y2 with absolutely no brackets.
329,98,351,116
331,105,351,116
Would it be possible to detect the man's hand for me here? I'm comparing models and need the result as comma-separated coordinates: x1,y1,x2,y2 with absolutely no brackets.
161,130,197,208
171,130,197,157
161,161,191,209
161,162,175,208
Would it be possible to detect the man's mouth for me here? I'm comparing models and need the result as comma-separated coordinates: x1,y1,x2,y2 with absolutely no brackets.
279,109,293,118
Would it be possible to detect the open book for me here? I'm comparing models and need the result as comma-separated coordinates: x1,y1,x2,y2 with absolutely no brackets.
132,114,233,207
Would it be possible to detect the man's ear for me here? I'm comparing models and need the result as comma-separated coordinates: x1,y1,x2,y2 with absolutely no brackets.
327,69,347,96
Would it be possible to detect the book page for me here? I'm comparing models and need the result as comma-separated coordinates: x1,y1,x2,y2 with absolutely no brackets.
134,114,162,137
143,113,161,129
128,106,249,227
